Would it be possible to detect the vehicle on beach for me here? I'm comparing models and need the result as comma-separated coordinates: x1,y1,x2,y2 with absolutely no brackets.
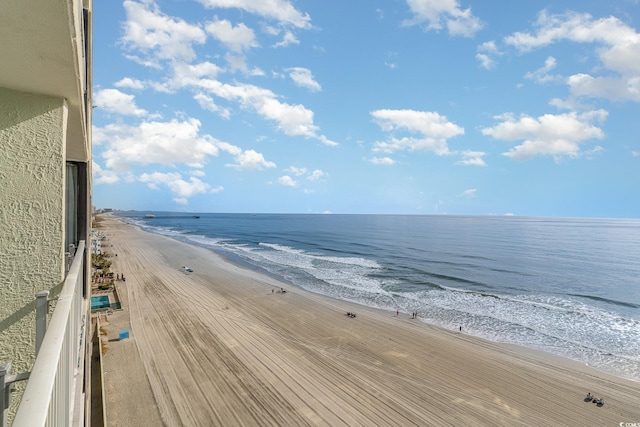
181,265,193,273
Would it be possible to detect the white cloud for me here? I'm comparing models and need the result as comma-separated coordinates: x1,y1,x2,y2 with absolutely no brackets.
160,67,336,145
482,110,608,160
567,73,640,102
207,81,337,145
506,11,628,52
524,56,560,84
548,97,588,111
287,67,321,92
307,169,326,181
370,156,396,165
262,24,280,36
92,126,108,146
273,30,300,48
94,89,148,116
505,11,640,101
584,145,604,159
196,0,311,29
226,149,276,170
193,93,231,118
316,135,338,146
248,67,265,77
285,166,307,176
456,150,487,166
92,161,120,184
403,0,484,37
205,19,258,52
165,62,223,92
114,77,146,90
371,109,464,154
478,41,498,53
96,118,221,169
476,53,493,70
633,151,640,157
123,54,163,70
476,41,503,70
462,189,477,198
283,167,325,182
225,53,248,72
122,0,206,65
139,172,220,203
277,175,298,187
96,117,276,172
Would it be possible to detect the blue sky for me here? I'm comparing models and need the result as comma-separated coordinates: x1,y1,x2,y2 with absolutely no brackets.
92,0,640,217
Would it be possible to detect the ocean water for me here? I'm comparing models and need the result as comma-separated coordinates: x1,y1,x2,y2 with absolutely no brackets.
117,212,640,381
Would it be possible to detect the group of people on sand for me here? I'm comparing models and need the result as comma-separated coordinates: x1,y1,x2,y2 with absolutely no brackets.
346,312,357,318
395,310,419,319
272,288,286,294
584,392,604,406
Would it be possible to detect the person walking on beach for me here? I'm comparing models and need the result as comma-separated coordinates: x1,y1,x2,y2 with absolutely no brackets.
459,326,462,333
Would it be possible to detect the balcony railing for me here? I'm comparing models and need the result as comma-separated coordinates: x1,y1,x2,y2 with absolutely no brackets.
11,241,87,427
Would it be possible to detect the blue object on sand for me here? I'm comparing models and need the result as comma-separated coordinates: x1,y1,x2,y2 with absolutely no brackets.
119,330,129,340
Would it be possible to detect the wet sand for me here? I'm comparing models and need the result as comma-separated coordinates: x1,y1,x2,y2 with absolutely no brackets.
98,215,640,426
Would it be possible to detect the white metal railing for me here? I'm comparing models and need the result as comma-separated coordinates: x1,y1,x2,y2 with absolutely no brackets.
12,241,87,427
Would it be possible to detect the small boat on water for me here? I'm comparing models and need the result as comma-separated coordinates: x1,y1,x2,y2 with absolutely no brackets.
144,213,155,218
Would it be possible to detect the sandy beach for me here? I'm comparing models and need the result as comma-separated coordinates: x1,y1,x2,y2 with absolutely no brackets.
97,215,639,426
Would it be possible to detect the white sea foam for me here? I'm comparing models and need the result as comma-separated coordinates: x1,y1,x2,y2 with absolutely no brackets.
184,234,226,247
259,242,381,268
246,242,387,294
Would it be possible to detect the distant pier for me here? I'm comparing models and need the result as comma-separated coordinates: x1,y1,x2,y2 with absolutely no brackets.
143,214,200,219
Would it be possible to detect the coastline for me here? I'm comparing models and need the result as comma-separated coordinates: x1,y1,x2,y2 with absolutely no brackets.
98,215,640,426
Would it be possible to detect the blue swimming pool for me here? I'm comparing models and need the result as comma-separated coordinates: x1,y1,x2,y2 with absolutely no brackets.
91,295,110,310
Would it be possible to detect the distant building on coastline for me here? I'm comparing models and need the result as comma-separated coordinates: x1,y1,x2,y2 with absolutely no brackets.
0,0,93,425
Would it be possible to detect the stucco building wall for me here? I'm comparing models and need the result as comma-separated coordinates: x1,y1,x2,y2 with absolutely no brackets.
0,87,67,374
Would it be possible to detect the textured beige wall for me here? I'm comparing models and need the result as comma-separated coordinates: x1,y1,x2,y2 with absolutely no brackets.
0,87,67,377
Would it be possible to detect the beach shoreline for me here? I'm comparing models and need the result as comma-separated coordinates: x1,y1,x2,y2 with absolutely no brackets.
97,214,640,426
123,214,640,384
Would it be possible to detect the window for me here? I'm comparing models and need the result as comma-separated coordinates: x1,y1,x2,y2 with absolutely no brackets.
65,163,79,252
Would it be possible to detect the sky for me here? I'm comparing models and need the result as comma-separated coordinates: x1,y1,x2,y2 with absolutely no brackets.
92,0,640,217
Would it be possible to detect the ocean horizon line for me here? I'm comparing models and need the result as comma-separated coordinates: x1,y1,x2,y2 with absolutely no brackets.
101,209,640,221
